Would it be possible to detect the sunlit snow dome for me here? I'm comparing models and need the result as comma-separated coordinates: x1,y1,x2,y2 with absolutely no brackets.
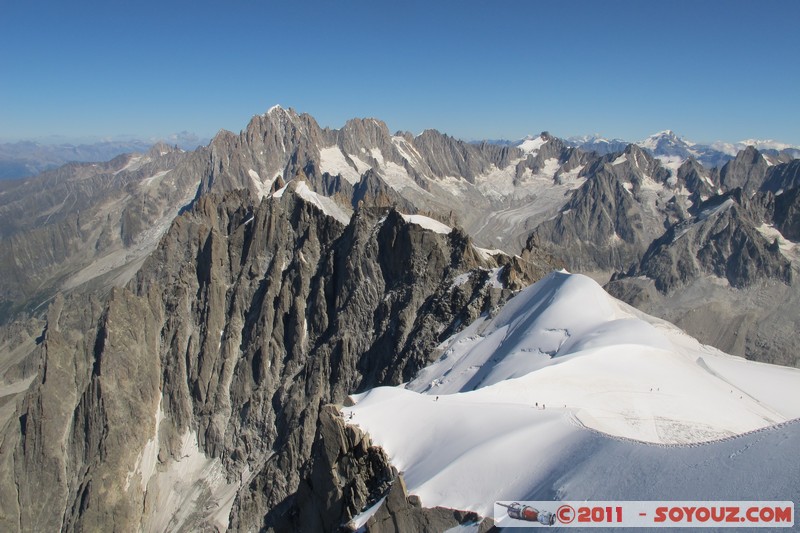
344,271,800,519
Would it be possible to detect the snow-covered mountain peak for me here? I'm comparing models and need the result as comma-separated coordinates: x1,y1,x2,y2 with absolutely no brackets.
358,271,800,444
260,105,303,124
257,104,302,126
643,129,678,141
739,138,795,150
637,130,694,153
568,133,609,144
517,133,549,154
565,134,630,156
344,271,800,520
565,129,799,170
409,271,669,395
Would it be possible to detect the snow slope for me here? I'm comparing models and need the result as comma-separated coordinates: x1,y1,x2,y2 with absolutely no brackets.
345,388,800,519
343,271,800,518
319,146,365,184
406,271,798,442
400,213,452,234
518,136,547,154
273,180,352,225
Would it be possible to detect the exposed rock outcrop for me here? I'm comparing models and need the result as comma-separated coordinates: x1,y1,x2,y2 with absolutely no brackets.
0,185,550,531
606,186,799,367
620,190,791,293
717,146,769,194
270,405,493,533
0,144,202,322
529,145,678,273
0,107,585,325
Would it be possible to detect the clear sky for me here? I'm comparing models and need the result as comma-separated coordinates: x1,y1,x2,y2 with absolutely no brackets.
1,0,798,145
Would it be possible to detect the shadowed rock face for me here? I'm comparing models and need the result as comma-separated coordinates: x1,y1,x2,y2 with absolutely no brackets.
528,145,678,273
0,186,551,532
626,190,791,293
772,187,800,241
606,186,799,367
676,158,718,210
266,405,492,533
762,159,800,194
718,146,769,194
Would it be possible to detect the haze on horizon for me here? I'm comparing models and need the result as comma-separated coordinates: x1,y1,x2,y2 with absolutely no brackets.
1,0,798,146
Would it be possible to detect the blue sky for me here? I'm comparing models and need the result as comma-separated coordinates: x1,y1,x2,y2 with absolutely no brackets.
1,0,798,145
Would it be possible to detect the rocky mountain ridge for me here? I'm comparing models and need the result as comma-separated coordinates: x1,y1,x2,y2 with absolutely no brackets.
607,184,800,367
568,129,800,169
1,106,799,531
0,181,550,531
2,106,799,368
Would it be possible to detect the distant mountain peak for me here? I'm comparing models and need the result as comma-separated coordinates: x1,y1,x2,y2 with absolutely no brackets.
638,130,693,150
259,105,303,124
517,132,550,154
649,129,678,139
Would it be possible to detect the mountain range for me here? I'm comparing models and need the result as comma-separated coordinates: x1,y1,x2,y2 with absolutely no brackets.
568,129,800,168
3,126,797,183
0,106,798,531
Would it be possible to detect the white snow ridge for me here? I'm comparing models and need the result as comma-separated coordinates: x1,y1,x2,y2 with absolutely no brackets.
343,271,800,519
400,213,452,234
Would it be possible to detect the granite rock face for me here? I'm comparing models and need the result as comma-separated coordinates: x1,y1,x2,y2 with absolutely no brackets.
270,405,493,533
0,107,576,324
717,146,769,194
762,159,800,194
620,189,792,293
2,107,800,532
607,185,799,367
529,144,678,273
0,186,550,531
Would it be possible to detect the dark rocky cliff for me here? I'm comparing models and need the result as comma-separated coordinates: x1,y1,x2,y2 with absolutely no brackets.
0,186,551,531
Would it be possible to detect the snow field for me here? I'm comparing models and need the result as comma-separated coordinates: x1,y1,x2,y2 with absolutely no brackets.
343,271,800,518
